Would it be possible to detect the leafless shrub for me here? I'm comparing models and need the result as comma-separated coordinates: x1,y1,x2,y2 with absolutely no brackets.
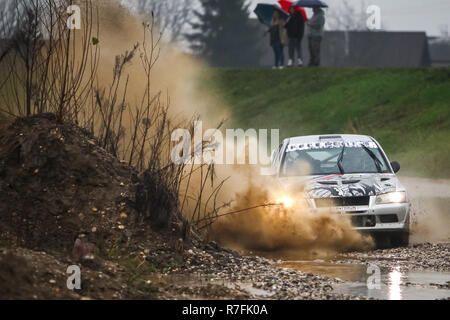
122,0,195,43
85,19,231,234
0,0,229,238
0,0,99,121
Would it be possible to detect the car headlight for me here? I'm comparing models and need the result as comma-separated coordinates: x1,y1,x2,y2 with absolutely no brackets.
375,191,406,204
279,196,293,208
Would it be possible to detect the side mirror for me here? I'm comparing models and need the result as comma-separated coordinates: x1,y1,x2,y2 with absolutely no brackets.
391,161,400,173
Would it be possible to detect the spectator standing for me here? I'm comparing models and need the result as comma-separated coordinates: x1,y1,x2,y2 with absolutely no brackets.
269,11,288,69
306,5,325,67
285,6,305,67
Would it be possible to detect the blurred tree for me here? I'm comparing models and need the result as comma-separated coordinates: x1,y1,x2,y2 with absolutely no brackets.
0,0,27,39
326,0,369,31
121,0,195,43
185,0,262,67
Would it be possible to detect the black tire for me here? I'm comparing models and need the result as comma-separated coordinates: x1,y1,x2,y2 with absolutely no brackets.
390,231,410,247
390,214,410,247
372,233,390,249
372,231,409,248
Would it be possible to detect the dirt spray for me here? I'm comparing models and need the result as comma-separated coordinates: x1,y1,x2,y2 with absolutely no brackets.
89,0,374,256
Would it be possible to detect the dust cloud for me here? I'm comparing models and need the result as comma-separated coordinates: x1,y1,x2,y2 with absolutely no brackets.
209,168,374,256
91,0,374,255
401,177,450,244
93,0,228,127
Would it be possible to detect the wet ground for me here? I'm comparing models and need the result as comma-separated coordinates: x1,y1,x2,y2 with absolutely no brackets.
160,176,450,301
150,241,449,300
278,259,450,300
1,164,448,300
241,177,450,300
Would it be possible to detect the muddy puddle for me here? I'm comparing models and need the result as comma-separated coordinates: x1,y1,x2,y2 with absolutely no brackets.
278,260,450,300
278,260,367,282
148,273,275,299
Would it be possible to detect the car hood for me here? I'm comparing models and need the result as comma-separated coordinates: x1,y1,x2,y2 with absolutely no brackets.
278,173,403,198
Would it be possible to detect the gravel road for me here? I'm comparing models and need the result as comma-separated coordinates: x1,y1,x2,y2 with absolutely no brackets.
1,175,447,300
155,177,450,300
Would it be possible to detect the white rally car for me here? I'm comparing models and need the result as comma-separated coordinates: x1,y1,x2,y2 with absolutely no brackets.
270,134,411,247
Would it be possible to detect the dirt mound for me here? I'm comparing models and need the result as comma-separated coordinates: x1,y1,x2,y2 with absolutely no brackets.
0,114,167,253
0,247,150,299
0,250,36,299
0,247,85,299
0,114,202,299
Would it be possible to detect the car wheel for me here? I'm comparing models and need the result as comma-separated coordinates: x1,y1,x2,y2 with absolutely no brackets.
390,231,410,247
372,233,390,249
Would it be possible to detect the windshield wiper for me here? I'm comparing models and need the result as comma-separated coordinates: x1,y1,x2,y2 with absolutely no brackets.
337,145,345,174
362,145,383,173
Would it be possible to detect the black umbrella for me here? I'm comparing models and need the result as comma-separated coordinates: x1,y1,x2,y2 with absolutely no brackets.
254,3,289,27
292,0,328,8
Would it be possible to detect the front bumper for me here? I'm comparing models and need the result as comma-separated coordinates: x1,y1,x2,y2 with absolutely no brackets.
308,196,410,233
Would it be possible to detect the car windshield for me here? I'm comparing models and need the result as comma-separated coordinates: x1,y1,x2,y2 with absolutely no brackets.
280,144,390,176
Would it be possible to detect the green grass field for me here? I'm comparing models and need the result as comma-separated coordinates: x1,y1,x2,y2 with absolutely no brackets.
206,67,450,178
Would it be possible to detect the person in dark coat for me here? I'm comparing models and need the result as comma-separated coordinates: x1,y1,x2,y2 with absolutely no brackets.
285,6,305,67
268,10,287,69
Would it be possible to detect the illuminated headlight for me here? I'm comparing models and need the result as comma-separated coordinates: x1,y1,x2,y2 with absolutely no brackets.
279,196,293,208
375,191,406,204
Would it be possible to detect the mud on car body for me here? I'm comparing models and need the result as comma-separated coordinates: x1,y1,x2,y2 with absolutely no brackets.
269,134,411,247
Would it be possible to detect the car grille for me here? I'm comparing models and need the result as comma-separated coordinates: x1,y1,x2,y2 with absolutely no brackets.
351,215,376,227
379,214,399,223
314,196,370,208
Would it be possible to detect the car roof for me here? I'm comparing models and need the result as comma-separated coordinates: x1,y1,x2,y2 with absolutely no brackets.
286,134,375,144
